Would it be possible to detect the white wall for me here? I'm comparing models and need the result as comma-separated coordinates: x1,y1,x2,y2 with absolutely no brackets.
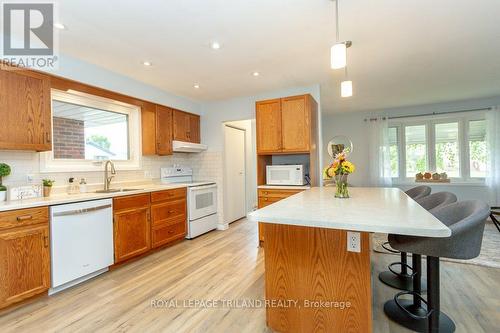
322,96,500,204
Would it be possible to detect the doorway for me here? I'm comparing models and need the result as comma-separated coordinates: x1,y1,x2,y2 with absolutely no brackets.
223,125,246,223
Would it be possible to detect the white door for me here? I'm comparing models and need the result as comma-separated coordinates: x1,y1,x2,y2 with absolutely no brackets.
224,125,246,223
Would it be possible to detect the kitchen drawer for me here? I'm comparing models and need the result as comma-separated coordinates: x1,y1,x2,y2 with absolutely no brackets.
0,207,49,230
113,194,150,211
151,187,186,203
151,218,186,248
258,188,304,199
151,199,186,225
258,197,283,208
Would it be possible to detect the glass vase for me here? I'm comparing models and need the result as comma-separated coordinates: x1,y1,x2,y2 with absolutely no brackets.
334,174,349,198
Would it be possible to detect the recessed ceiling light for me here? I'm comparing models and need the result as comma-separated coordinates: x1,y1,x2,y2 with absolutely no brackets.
194,84,200,89
54,23,66,30
210,41,221,50
142,61,152,66
252,71,260,77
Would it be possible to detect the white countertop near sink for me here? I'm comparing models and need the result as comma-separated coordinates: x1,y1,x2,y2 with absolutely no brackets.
0,183,187,212
249,187,451,237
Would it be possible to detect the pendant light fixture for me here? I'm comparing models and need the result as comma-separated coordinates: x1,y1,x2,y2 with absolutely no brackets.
341,80,353,97
341,65,353,97
331,0,352,69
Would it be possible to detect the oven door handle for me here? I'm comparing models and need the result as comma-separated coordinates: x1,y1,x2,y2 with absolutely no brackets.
190,184,217,191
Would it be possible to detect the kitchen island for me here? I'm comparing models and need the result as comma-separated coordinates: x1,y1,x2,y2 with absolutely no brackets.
248,187,450,333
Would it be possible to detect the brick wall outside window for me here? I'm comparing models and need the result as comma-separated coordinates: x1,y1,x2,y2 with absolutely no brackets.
53,117,85,159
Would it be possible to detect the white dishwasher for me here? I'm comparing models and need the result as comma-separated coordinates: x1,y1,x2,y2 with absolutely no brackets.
50,198,114,295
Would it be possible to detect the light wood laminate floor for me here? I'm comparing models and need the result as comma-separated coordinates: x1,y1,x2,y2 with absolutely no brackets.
1,219,499,332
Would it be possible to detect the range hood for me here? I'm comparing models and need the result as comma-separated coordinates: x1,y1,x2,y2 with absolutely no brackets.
172,140,208,153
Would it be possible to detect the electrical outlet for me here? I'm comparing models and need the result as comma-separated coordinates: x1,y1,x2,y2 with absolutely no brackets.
26,174,34,184
347,231,361,253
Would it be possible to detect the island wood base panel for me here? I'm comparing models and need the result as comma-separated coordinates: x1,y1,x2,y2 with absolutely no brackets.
263,223,372,333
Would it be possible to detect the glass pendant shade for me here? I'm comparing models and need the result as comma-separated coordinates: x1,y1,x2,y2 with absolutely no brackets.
341,80,353,97
331,43,347,69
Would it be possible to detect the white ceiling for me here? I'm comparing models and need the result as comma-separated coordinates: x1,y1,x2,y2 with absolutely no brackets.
57,0,500,113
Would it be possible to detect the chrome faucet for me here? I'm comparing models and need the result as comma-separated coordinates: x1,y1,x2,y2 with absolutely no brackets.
104,160,116,191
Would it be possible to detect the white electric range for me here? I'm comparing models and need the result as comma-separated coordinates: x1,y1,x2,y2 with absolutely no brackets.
161,166,218,239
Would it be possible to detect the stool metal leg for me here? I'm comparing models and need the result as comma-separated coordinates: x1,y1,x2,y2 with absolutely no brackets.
378,251,427,292
384,254,428,331
401,252,408,275
427,256,455,333
384,255,456,333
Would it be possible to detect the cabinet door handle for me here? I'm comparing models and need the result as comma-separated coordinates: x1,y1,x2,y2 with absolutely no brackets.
46,132,51,143
44,236,49,248
264,198,268,201
168,210,175,214
146,210,151,221
17,215,33,221
168,230,175,234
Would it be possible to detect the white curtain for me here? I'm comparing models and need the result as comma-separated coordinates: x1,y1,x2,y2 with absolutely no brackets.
367,116,392,187
486,107,500,205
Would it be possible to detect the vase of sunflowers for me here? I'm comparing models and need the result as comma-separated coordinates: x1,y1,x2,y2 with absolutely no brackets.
323,151,356,198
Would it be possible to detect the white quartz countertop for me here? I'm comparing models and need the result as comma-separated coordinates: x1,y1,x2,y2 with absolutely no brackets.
248,187,451,237
0,183,187,212
257,185,311,190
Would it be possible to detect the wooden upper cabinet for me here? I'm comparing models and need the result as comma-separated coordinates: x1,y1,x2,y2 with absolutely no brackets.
256,94,317,155
156,105,173,155
0,67,51,151
256,99,282,154
141,102,157,155
281,95,310,152
173,109,200,143
173,110,190,142
141,103,173,156
188,113,201,143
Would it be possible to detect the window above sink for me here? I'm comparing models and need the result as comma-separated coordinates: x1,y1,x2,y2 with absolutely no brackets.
40,89,142,172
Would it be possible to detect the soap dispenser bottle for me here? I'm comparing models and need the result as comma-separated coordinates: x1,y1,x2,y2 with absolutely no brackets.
67,177,79,195
79,178,87,193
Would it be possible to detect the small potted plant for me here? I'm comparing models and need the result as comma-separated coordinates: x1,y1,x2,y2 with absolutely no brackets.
42,179,55,197
0,163,11,201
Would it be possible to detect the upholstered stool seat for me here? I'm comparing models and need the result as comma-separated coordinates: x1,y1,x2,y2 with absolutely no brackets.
384,200,490,333
379,190,456,292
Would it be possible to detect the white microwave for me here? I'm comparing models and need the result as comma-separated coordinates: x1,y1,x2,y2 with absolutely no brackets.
266,165,307,186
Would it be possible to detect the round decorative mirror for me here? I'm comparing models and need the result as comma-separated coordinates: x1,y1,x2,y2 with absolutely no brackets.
327,135,353,159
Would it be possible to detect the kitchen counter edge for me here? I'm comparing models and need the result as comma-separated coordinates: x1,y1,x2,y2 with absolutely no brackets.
0,184,188,212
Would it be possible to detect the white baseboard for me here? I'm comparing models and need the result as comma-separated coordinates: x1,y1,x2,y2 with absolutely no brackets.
217,223,229,230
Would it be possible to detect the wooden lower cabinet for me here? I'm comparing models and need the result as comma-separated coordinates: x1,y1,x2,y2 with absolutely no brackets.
257,188,305,244
150,188,187,249
0,207,50,309
113,194,151,263
113,189,187,262
152,218,186,248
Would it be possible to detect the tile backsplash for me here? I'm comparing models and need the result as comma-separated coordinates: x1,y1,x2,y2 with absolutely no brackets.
0,150,225,225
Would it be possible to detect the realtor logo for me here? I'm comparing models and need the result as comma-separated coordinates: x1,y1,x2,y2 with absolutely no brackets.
1,2,59,69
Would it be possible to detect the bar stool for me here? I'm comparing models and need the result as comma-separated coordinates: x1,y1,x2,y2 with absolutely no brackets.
405,185,432,200
384,200,490,333
379,185,432,291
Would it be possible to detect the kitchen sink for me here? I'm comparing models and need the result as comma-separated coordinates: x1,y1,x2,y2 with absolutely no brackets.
95,188,143,193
